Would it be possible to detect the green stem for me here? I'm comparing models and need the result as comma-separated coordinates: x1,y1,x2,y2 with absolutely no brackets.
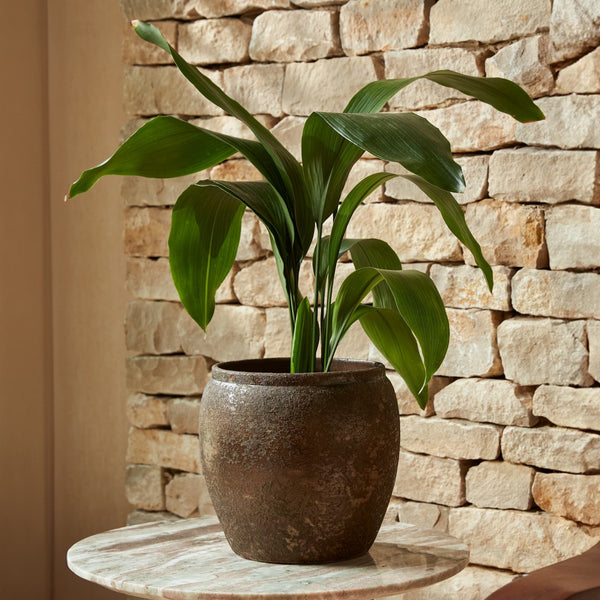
312,223,324,372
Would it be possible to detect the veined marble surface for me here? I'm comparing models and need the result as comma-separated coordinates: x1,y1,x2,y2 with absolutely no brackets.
67,516,469,600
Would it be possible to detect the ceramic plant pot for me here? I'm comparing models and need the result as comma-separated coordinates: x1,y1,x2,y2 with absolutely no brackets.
199,357,400,564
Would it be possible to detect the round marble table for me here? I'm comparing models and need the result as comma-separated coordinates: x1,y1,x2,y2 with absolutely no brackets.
67,516,469,600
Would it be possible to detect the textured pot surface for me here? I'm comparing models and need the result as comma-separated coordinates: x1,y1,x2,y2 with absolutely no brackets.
199,358,400,564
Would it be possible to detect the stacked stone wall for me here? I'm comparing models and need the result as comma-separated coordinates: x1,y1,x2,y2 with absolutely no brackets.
120,1,600,597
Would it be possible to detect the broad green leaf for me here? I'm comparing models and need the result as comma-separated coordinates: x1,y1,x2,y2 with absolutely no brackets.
69,116,235,198
315,112,465,193
290,298,316,373
169,184,245,330
359,307,428,408
401,173,493,291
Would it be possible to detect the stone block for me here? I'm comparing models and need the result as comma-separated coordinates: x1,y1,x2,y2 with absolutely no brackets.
283,56,377,115
347,203,461,263
533,385,600,432
392,499,450,532
549,0,600,62
178,304,266,362
502,425,600,474
485,35,553,98
167,398,201,434
512,269,600,319
123,20,177,65
430,0,551,44
335,321,371,361
127,510,180,526
394,450,467,507
488,148,599,205
121,172,205,207
546,205,600,270
193,0,291,17
400,416,501,460
292,0,345,5
416,102,517,153
434,378,537,427
126,393,170,429
449,506,600,573
387,372,449,417
590,320,600,383
127,428,201,473
125,464,165,510
557,48,600,94
124,66,224,116
344,159,386,204
464,200,547,268
250,10,338,62
516,95,600,149
192,114,276,143
533,472,600,526
126,300,182,355
236,211,267,261
385,48,482,111
127,258,178,301
498,317,592,386
179,19,252,66
437,309,503,378
264,307,291,358
126,355,210,395
271,116,306,162
223,64,284,117
339,0,430,56
121,0,199,19
430,264,512,311
124,207,170,257
385,155,488,205
165,473,202,518
466,462,534,510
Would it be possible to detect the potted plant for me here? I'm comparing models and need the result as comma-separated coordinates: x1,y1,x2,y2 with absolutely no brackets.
69,21,544,564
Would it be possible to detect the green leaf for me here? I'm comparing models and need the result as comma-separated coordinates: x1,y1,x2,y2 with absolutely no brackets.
169,184,245,330
359,307,428,408
69,116,236,198
291,298,316,373
315,112,465,193
401,173,493,291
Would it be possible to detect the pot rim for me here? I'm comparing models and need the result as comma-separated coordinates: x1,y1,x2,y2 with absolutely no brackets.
210,357,387,387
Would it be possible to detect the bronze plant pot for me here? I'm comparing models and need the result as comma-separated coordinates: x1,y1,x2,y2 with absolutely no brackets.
199,358,400,564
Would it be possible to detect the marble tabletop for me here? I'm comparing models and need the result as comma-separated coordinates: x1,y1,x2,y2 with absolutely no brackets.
67,516,469,600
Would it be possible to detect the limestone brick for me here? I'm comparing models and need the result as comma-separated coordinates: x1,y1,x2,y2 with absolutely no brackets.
392,500,450,532
236,211,267,261
400,416,501,461
124,207,170,257
283,56,377,115
344,159,386,204
347,203,462,263
334,321,371,361
434,378,536,427
126,300,182,355
449,506,600,573
121,173,205,207
463,200,547,268
127,258,178,301
466,462,534,511
292,0,345,5
485,36,553,98
121,0,199,20
416,102,517,153
557,48,600,94
125,464,165,510
488,148,599,206
124,66,224,117
191,114,276,142
516,95,600,149
264,308,291,358
385,48,482,111
126,393,170,429
123,21,177,66
271,117,306,162
385,155,489,205
126,355,210,395
178,304,266,362
437,309,503,378
512,269,600,319
179,19,252,66
394,450,467,507
223,64,284,117
502,425,600,474
590,320,600,383
386,371,450,417
209,160,263,183
250,10,338,63
127,510,180,525
498,317,592,386
165,473,202,518
193,0,291,17
127,428,201,473
533,472,600,526
533,385,600,432
430,0,551,44
339,0,430,56
167,398,201,435
430,264,512,311
549,0,600,62
546,205,600,270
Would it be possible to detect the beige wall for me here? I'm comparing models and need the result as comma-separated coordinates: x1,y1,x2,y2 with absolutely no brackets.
1,1,129,598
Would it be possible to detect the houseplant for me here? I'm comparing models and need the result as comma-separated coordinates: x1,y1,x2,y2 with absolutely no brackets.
69,21,544,563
